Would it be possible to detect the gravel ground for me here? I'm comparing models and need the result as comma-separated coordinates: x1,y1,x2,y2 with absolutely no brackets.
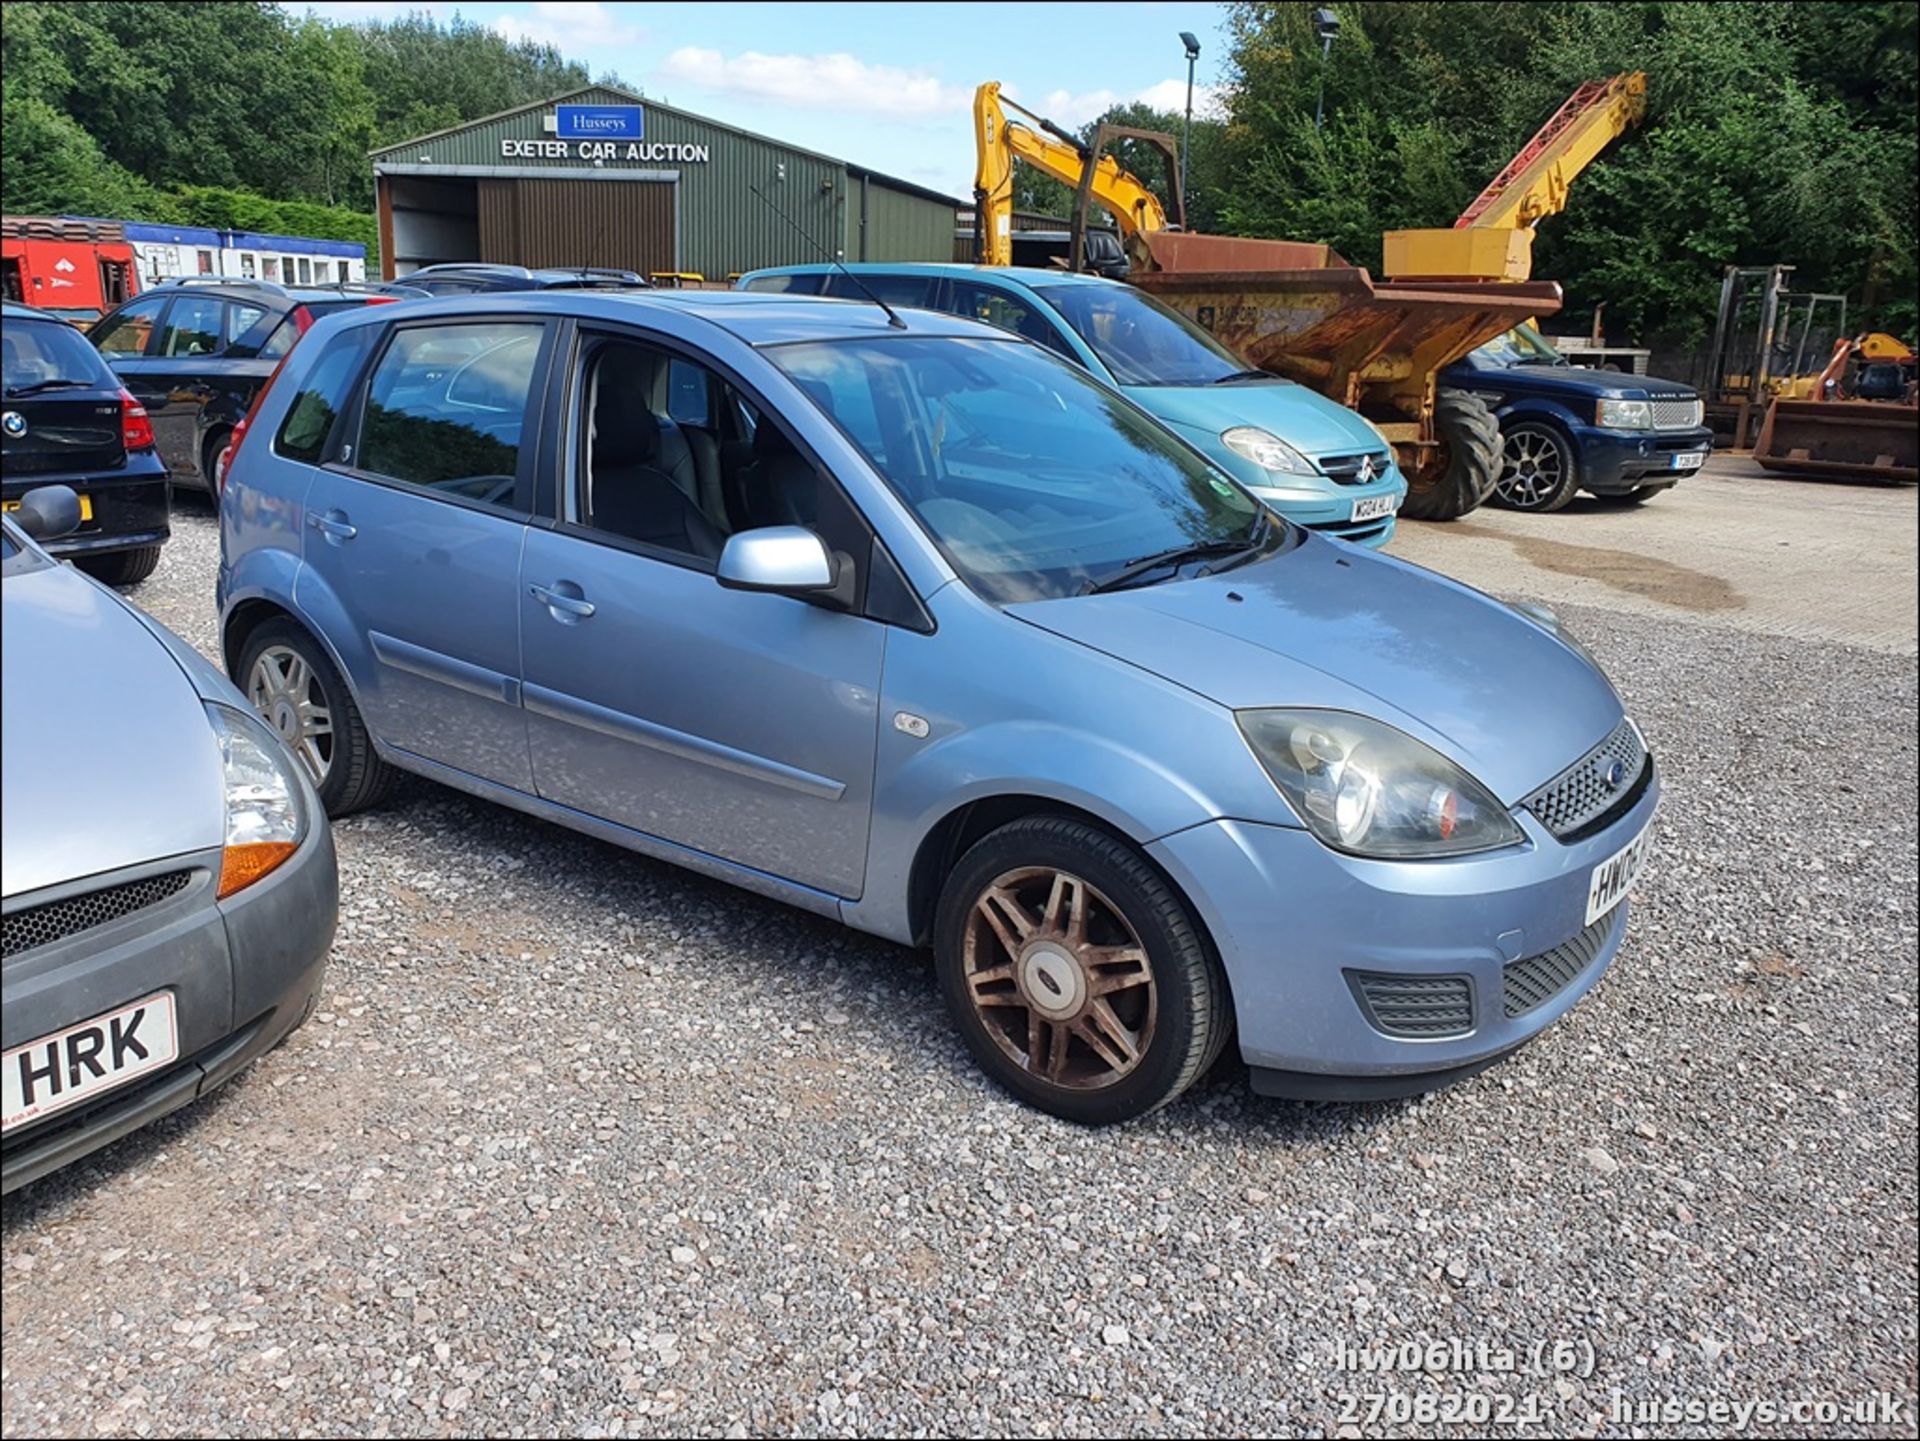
3,500,1916,1439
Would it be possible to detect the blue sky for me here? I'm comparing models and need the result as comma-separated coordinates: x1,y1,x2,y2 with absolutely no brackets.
304,1,1233,199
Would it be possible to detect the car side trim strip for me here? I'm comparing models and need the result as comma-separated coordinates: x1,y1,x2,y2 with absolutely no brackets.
520,682,846,801
368,631,517,706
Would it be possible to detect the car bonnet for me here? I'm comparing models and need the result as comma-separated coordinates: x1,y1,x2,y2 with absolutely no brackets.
1126,382,1390,459
2,562,226,898
1005,535,1623,803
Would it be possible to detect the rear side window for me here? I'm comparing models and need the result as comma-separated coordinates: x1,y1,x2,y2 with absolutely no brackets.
742,272,825,296
3,319,115,393
823,273,938,308
159,296,226,357
355,322,544,505
274,327,377,464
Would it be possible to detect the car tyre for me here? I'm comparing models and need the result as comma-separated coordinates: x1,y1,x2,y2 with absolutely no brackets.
74,545,162,588
1492,421,1581,512
1402,388,1501,521
236,618,398,816
933,816,1230,1125
201,427,231,495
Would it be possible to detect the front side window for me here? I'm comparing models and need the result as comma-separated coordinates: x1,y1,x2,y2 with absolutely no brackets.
297,258,312,285
158,296,226,357
262,257,280,282
337,261,351,284
769,335,1268,603
355,322,542,508
1034,283,1248,386
947,281,1076,359
196,249,214,274
91,294,168,356
241,254,257,279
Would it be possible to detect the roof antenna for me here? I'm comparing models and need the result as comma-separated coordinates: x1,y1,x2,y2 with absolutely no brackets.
749,182,906,329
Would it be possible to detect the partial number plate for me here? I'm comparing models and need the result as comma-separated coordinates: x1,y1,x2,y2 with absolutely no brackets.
2,494,94,521
1668,451,1707,471
1585,817,1657,926
2,992,179,1133
1351,493,1400,524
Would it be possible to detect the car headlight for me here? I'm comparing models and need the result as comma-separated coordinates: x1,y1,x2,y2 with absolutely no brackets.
1510,600,1605,674
206,703,308,897
1237,709,1523,858
1222,426,1313,475
1595,398,1652,430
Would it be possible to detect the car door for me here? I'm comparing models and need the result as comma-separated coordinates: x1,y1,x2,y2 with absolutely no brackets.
517,326,885,898
296,315,551,791
90,291,170,426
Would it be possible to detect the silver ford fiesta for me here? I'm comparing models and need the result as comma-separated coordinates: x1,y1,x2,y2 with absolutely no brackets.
1,486,338,1194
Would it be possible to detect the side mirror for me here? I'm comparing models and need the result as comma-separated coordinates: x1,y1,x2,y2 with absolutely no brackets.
11,485,83,542
717,525,838,595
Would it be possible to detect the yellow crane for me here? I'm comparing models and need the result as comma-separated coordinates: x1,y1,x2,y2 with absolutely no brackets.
971,81,1180,267
1383,72,1647,281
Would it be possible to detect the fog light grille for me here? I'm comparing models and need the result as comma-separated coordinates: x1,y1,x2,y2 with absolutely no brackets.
1346,972,1474,1038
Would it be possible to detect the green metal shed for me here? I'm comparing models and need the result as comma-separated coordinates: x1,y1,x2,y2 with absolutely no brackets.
369,85,961,282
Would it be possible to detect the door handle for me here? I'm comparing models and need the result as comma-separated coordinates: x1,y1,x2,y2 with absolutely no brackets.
307,511,357,541
529,582,595,619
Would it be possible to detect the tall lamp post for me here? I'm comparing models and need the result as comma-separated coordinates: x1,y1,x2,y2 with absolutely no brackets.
1179,31,1201,217
1312,8,1340,133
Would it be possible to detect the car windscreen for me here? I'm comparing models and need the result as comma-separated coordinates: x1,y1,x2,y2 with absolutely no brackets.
1033,284,1247,386
1476,323,1567,367
3,319,117,396
768,335,1269,604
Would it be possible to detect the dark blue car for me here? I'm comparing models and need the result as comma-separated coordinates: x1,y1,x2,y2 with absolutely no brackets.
1444,326,1714,512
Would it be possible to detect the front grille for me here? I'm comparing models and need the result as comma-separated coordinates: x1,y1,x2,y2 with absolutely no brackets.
1523,719,1649,841
3,871,192,960
1504,908,1623,1017
1650,396,1703,430
1346,972,1474,1038
1318,449,1393,486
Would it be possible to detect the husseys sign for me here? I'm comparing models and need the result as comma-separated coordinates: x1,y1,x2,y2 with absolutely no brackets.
500,105,712,164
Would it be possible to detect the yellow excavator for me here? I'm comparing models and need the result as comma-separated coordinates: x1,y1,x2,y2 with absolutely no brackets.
971,81,1182,269
1383,72,1648,281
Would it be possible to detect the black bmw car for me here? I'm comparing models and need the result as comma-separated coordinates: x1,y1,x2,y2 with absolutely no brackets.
2,302,169,586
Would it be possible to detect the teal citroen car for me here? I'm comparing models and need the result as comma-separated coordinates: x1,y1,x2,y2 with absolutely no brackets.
739,264,1409,547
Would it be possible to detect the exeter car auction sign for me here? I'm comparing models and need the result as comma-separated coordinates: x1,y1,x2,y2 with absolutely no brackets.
502,105,712,164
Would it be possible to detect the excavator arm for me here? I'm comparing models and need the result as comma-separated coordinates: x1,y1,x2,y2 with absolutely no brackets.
973,81,1173,266
1383,72,1647,281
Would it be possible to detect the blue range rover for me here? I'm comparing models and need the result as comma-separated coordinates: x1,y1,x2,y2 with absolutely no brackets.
1444,326,1714,512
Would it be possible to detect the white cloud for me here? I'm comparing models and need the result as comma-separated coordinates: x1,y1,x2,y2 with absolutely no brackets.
657,47,972,118
1008,79,1225,129
491,2,645,54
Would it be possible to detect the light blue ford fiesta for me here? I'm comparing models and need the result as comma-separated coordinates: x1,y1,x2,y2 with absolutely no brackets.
738,263,1409,547
218,289,1657,1124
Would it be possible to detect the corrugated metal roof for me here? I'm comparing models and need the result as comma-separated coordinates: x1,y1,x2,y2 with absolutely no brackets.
371,85,962,204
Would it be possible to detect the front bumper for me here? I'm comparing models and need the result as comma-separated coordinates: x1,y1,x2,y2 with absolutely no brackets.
2,465,170,558
1147,761,1660,1097
1567,424,1714,492
1,818,337,1195
1245,472,1409,549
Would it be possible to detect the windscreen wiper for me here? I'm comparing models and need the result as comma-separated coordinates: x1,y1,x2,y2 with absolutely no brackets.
1210,369,1276,384
1082,536,1262,595
3,379,93,397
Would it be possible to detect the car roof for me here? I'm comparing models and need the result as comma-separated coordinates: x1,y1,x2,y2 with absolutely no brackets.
324,287,1011,347
740,262,1120,291
2,301,62,322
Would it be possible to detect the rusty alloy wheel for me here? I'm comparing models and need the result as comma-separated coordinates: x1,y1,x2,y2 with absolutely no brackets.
960,866,1158,1090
